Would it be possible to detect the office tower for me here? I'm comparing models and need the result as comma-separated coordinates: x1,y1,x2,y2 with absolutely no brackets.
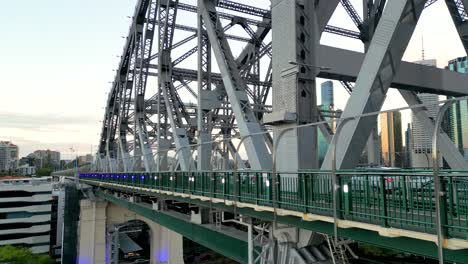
411,59,439,167
318,81,334,165
380,112,403,167
447,57,468,161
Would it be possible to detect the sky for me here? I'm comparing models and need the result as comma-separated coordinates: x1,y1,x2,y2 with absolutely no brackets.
0,0,466,159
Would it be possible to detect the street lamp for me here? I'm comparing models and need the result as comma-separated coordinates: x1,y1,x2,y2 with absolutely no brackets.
70,147,78,183
288,61,332,71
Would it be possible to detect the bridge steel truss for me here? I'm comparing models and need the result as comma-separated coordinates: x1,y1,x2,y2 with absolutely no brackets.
89,0,468,262
96,0,468,196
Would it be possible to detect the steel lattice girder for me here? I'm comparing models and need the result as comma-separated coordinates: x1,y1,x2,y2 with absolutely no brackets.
97,0,468,174
199,0,272,170
99,0,153,172
157,0,192,171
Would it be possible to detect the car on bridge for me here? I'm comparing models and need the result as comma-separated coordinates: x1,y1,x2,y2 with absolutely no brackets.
349,167,402,193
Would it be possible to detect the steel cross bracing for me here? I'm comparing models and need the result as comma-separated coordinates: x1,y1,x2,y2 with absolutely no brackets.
134,0,158,172
321,0,468,171
199,0,271,170
322,0,430,169
97,0,468,178
157,0,193,171
98,0,364,172
340,0,363,30
446,0,468,52
98,0,153,172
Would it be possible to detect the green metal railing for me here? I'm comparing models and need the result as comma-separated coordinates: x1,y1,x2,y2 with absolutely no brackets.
80,170,468,240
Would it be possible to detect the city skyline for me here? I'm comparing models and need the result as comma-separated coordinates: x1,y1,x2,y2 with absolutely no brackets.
1,0,467,158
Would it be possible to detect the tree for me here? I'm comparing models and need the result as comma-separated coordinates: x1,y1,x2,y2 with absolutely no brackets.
36,167,53,177
0,245,54,264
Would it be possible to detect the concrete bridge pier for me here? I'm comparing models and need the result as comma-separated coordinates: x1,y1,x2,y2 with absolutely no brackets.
78,199,184,264
78,199,107,264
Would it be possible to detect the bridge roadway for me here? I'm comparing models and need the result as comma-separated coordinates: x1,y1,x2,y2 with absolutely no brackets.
79,170,468,263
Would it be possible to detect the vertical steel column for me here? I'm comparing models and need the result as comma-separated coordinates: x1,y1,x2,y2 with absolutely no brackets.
432,100,456,264
267,0,320,172
158,0,192,170
197,2,214,170
134,0,158,172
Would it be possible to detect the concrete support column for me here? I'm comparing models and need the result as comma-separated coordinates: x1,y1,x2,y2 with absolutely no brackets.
149,223,184,264
106,202,184,264
78,199,108,264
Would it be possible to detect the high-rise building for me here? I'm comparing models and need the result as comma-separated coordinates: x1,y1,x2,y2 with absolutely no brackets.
411,59,440,167
0,141,19,172
0,176,53,254
318,81,334,165
321,81,334,109
447,57,468,161
404,123,413,168
380,112,403,167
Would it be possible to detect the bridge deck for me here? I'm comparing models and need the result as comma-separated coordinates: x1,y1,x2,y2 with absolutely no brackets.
79,170,468,256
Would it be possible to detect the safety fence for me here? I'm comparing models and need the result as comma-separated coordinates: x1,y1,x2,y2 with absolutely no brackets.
79,170,468,240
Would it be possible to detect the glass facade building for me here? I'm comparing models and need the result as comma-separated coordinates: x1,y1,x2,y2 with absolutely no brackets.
411,60,440,167
318,81,334,165
380,112,403,167
447,57,468,160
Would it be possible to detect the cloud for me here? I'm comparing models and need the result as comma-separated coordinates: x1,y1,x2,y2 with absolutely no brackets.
0,112,96,129
0,112,100,157
0,135,96,159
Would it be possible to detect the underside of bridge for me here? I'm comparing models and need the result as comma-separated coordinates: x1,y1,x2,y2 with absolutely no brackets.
71,0,468,263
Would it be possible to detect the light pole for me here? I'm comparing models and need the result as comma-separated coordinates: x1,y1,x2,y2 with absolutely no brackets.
432,100,457,264
70,147,78,182
288,61,331,71
331,117,356,244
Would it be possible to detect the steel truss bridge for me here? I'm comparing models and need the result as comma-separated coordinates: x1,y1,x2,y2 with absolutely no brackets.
81,0,468,263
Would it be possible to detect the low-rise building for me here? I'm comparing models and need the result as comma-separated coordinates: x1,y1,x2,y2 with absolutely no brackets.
78,154,93,165
17,164,36,176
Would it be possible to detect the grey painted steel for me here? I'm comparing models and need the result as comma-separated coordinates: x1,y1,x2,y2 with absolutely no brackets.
135,0,158,172
172,145,193,172
272,127,296,227
269,0,320,172
316,0,341,34
233,135,255,215
196,3,213,171
446,0,468,53
322,0,428,170
199,0,272,170
158,0,191,171
432,101,457,264
331,117,355,245
316,45,468,96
